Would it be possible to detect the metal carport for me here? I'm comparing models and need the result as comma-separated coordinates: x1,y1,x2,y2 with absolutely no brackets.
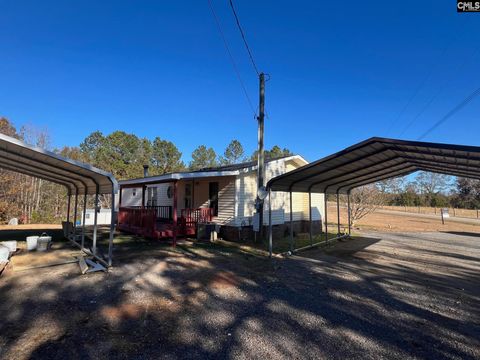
0,133,118,266
266,137,480,256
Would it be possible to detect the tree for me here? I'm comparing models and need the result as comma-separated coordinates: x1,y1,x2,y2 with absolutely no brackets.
251,145,293,161
80,131,105,164
0,117,17,137
57,146,85,162
80,131,150,179
454,177,480,209
397,184,420,206
220,140,245,165
189,145,217,170
342,184,386,227
151,137,185,174
414,171,451,206
378,177,406,194
0,117,20,222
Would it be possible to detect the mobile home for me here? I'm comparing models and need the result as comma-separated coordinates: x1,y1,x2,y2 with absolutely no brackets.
118,156,324,242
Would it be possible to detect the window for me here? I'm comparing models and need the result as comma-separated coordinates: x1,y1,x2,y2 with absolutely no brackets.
167,186,173,199
86,213,91,219
147,187,157,206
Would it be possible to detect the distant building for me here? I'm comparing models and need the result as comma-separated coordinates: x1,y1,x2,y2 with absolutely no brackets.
80,209,112,226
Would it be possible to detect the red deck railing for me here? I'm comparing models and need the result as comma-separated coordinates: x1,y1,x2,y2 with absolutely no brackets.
128,205,172,220
117,207,156,233
118,206,214,240
181,208,214,227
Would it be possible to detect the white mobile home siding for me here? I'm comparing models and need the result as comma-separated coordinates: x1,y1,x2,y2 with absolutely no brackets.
121,187,142,207
235,159,324,226
190,177,236,226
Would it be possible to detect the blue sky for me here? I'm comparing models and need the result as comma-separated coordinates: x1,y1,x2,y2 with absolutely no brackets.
0,1,479,163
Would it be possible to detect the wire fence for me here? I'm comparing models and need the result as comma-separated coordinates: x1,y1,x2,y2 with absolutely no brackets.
326,201,480,220
379,205,480,219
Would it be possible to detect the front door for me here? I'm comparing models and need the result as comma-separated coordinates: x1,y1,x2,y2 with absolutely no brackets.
184,183,192,209
209,182,219,216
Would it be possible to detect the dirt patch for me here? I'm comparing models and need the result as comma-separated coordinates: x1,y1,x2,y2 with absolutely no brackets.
1,231,479,359
101,303,143,323
209,271,240,289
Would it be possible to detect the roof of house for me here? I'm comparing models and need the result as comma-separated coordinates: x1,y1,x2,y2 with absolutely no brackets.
119,155,307,186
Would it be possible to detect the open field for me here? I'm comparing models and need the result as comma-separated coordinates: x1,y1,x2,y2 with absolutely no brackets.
380,205,480,219
327,205,480,233
1,227,479,359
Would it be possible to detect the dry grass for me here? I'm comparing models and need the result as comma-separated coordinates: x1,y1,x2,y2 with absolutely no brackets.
380,205,480,219
328,206,480,233
0,224,61,231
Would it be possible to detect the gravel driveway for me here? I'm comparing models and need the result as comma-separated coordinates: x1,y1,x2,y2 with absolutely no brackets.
1,231,479,359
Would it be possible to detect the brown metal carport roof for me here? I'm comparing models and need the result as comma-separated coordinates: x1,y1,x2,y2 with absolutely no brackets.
0,132,118,266
0,133,117,195
267,137,480,194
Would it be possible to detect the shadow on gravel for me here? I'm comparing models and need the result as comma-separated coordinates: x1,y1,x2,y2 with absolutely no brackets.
442,231,480,238
1,233,479,359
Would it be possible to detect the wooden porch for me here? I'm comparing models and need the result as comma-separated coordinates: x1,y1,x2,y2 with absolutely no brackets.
117,206,214,242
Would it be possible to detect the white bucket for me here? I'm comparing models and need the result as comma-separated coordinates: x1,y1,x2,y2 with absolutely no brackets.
37,234,52,252
0,241,17,253
26,236,39,251
0,245,9,262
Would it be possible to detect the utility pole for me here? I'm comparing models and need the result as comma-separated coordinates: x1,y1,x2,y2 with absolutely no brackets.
256,73,266,239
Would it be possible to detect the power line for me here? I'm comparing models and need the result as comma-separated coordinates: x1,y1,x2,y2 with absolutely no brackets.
385,74,431,136
207,0,256,116
228,0,260,76
385,23,467,136
399,89,441,137
417,86,480,140
400,45,480,137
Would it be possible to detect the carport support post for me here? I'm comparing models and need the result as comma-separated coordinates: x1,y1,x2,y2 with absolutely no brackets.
81,192,87,249
92,186,99,255
289,190,294,252
347,192,351,236
108,188,115,267
172,181,178,247
324,192,328,242
268,188,272,257
73,189,79,237
336,192,341,235
66,193,71,224
309,191,313,246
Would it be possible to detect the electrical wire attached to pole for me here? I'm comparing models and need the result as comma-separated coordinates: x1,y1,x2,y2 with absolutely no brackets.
229,0,260,76
207,0,256,117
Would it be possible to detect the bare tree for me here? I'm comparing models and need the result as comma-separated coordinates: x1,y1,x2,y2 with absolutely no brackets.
378,176,406,194
343,184,386,226
414,171,452,206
